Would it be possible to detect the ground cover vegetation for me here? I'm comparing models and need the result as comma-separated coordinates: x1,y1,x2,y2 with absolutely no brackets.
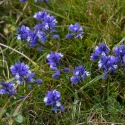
1,0,125,124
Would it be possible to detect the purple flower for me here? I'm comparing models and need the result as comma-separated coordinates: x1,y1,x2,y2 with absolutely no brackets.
113,45,125,68
27,30,39,47
33,10,48,21
113,45,125,57
20,0,27,2
34,10,58,33
10,63,34,84
0,82,16,96
0,89,7,95
71,66,90,84
35,79,43,84
33,10,59,45
46,52,63,79
94,43,110,54
46,52,63,70
66,23,84,39
10,62,39,85
52,70,60,79
26,72,35,83
90,53,100,61
44,90,64,113
63,67,70,72
37,31,48,44
10,62,29,76
17,11,59,48
17,25,30,40
90,43,110,61
98,55,118,79
52,35,60,39
27,30,48,47
42,14,57,32
98,55,118,72
34,24,43,31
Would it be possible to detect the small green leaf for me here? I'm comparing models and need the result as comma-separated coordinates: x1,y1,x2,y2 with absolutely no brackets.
10,26,16,31
3,28,9,34
0,109,6,119
84,38,93,47
15,115,23,123
6,113,11,117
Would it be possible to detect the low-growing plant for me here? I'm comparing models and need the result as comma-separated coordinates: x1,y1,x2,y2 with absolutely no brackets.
1,0,125,124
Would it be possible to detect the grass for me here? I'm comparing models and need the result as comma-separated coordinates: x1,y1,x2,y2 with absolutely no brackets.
1,0,125,124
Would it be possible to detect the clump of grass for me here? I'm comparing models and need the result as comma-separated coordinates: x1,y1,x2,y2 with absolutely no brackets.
1,0,125,124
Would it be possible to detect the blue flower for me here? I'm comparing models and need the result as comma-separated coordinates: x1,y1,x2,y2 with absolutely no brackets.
52,35,60,39
18,10,59,47
37,31,48,44
113,45,125,68
35,79,43,84
27,30,39,47
34,24,43,31
46,52,63,79
26,72,35,83
27,30,48,47
10,62,42,85
0,89,7,95
66,23,84,39
44,90,64,113
10,62,29,76
34,12,58,33
52,70,60,79
42,14,57,32
90,53,100,61
98,55,118,79
71,66,90,84
63,67,70,72
17,25,30,40
33,10,59,43
33,10,48,21
0,82,16,96
20,0,27,2
46,52,63,70
90,43,110,61
10,62,34,84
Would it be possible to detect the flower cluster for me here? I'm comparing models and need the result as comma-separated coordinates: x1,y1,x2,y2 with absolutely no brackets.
27,30,48,47
0,82,16,96
90,43,110,61
16,10,59,48
17,25,30,41
33,10,59,37
113,45,125,68
91,43,125,79
33,10,47,21
46,52,63,69
0,62,43,96
46,52,63,79
91,43,116,79
71,65,90,84
10,62,42,85
66,23,84,39
98,55,118,79
44,90,64,113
